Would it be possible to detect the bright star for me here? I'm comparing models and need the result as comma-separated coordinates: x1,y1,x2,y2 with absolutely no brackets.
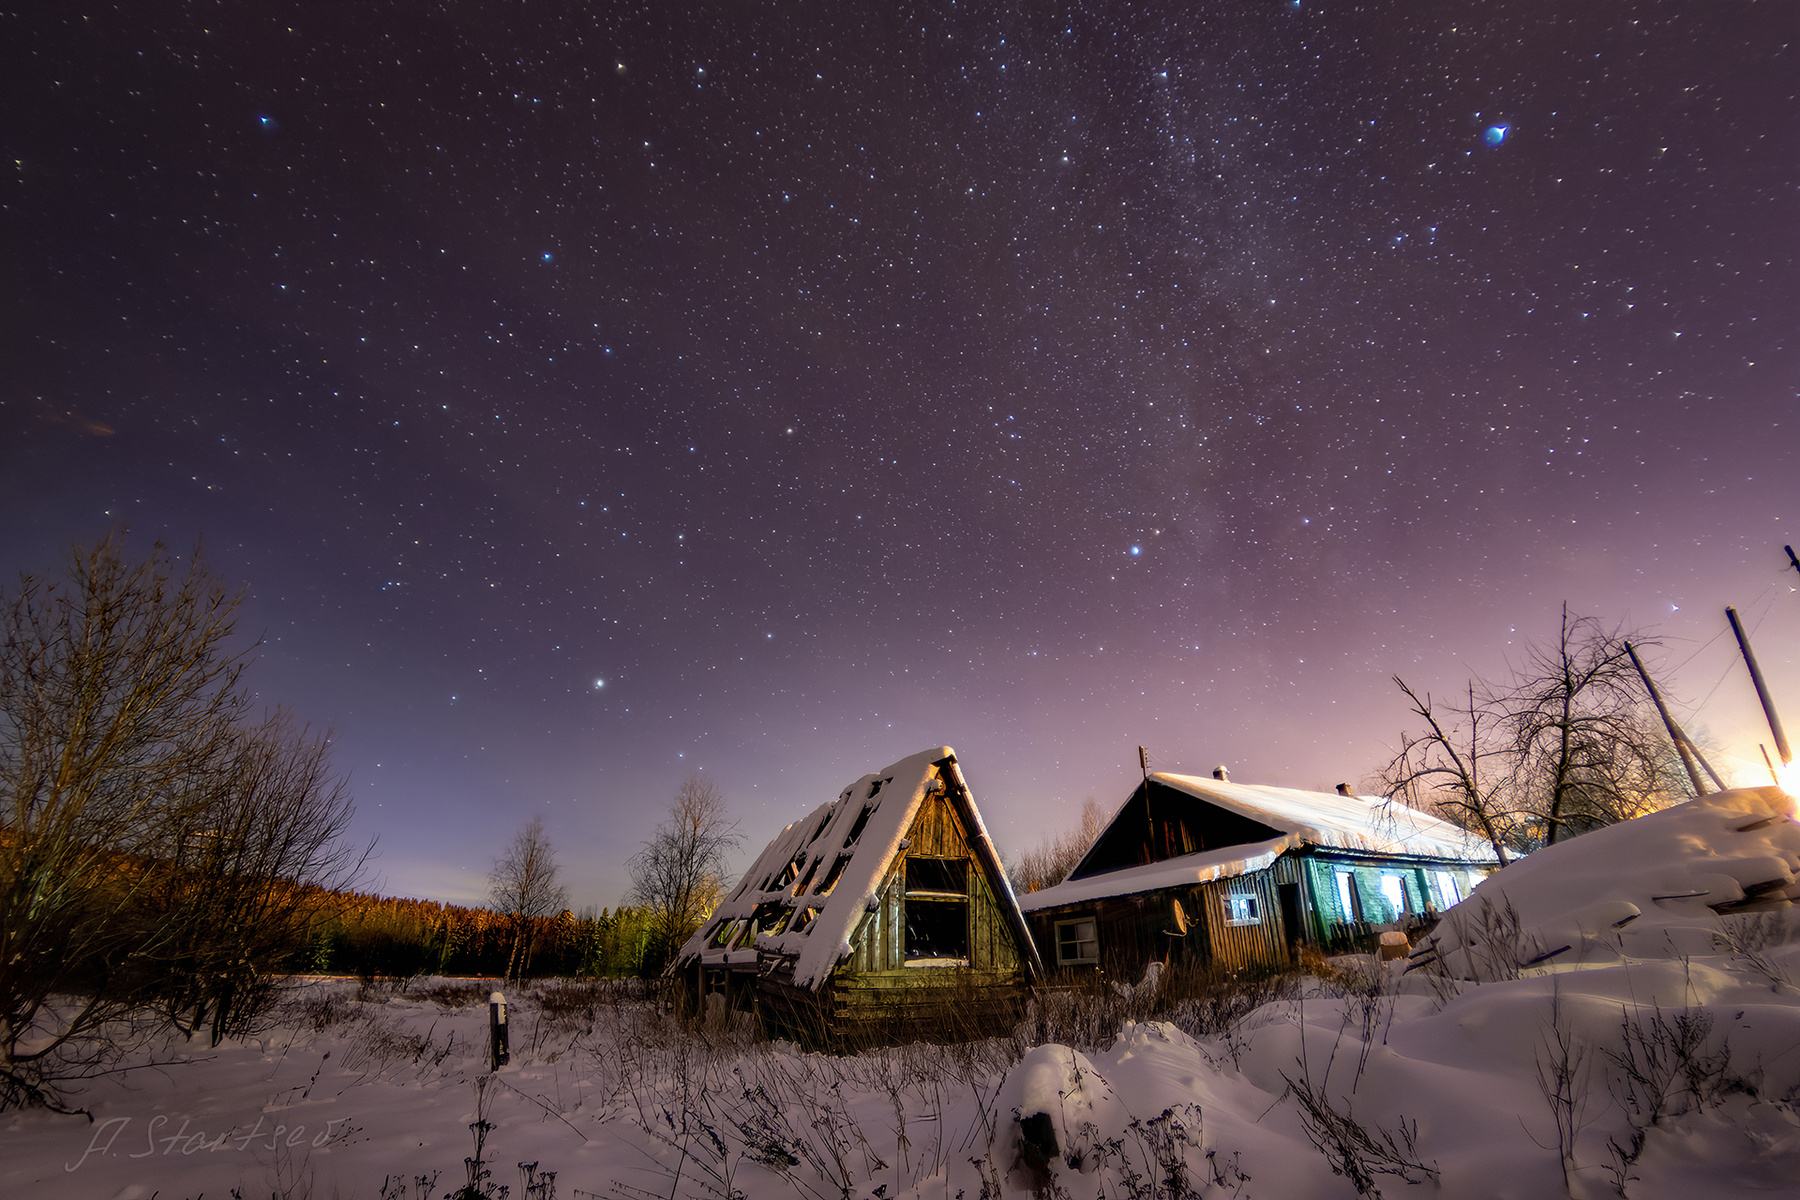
1484,125,1509,146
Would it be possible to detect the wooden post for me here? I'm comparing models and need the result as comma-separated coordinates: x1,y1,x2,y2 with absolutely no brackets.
1727,607,1793,765
488,990,510,1071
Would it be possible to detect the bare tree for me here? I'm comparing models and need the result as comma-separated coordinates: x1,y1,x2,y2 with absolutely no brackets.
1380,679,1523,866
1380,608,1689,861
1013,797,1106,892
626,776,742,974
0,537,363,1109
488,815,569,981
1505,606,1687,844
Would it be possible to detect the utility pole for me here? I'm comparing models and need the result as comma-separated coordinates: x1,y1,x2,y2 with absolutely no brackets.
1625,641,1724,794
1727,606,1792,767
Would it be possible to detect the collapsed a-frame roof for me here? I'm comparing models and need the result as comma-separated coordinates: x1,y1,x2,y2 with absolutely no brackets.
1020,772,1497,911
673,746,1042,990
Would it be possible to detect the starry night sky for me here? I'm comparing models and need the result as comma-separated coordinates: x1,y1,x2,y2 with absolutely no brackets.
5,1,1796,907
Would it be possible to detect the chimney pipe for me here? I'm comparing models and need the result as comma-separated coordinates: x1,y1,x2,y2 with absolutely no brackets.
1212,766,1230,782
1336,783,1353,797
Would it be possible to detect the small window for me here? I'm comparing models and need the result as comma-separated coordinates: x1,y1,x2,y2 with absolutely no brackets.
1225,893,1261,925
1055,918,1099,966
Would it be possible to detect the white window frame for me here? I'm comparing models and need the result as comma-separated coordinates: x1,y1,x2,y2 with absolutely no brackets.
1224,893,1261,926
1055,917,1099,966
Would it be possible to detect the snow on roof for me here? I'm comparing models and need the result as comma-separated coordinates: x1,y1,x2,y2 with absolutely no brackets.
1020,772,1495,912
1421,785,1800,975
672,746,960,990
1019,835,1292,911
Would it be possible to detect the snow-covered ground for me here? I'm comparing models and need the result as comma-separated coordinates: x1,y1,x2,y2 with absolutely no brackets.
8,789,1800,1200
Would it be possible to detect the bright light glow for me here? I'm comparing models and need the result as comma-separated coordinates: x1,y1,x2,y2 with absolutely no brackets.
1776,759,1800,796
594,678,605,689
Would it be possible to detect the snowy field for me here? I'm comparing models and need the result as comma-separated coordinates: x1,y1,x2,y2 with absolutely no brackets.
7,789,1800,1200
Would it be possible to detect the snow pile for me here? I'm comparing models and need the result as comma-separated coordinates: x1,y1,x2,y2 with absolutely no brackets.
1419,786,1800,975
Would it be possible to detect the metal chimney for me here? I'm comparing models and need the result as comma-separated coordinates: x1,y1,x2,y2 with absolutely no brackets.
1212,766,1230,782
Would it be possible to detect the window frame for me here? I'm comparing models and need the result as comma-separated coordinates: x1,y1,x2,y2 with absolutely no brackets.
1224,892,1261,926
1055,916,1100,967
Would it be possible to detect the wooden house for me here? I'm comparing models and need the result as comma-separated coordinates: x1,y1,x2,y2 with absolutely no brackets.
671,747,1045,1043
1019,771,1499,977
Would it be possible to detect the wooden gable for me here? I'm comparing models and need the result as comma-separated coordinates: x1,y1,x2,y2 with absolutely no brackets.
1071,780,1284,878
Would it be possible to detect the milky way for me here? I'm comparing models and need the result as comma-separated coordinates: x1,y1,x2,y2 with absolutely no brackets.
4,2,1795,905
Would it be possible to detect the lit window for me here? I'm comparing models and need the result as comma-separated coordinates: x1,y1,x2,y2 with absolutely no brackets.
1434,870,1463,907
1225,893,1260,925
1055,917,1099,966
1335,871,1362,922
1379,874,1409,920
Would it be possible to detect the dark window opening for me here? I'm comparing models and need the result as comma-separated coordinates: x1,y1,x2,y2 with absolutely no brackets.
815,854,852,895
905,898,969,960
905,856,968,896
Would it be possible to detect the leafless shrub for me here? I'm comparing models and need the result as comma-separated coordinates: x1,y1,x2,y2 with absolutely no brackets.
416,981,489,1009
292,987,356,1032
1600,1002,1758,1194
1278,984,1432,1200
1714,912,1800,994
1526,986,1596,1198
1281,1072,1435,1200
